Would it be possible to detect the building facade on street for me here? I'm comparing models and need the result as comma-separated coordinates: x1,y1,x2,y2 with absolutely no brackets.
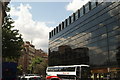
49,2,120,79
18,41,48,74
18,41,36,74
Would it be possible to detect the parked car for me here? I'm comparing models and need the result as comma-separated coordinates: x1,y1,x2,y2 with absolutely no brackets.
20,74,41,80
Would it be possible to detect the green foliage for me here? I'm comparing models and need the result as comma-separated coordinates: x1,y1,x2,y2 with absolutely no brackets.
6,7,10,12
32,57,43,64
34,60,47,75
17,65,23,71
17,65,23,75
2,14,24,61
28,57,43,72
27,56,48,75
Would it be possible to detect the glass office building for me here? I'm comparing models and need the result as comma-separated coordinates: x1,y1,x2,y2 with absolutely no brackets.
49,2,120,79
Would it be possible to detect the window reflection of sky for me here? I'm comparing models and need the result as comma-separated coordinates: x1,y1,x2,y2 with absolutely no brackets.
49,2,120,67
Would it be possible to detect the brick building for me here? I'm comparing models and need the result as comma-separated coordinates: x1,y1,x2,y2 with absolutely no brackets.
18,41,48,74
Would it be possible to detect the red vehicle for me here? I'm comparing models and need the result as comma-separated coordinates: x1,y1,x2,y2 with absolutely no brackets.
46,76,61,80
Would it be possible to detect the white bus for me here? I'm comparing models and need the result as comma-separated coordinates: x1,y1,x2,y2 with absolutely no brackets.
46,65,91,80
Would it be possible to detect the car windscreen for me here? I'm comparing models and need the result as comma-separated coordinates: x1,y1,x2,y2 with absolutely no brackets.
50,78,60,80
29,77,41,80
21,78,27,80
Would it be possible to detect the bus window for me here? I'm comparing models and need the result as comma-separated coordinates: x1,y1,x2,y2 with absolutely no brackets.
76,67,80,75
62,67,75,71
66,67,75,71
48,67,59,72
81,66,91,79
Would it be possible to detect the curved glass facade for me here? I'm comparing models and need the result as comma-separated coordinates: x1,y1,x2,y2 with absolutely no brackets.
49,2,120,79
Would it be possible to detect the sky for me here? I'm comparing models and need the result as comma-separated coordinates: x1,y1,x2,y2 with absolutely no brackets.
9,0,89,53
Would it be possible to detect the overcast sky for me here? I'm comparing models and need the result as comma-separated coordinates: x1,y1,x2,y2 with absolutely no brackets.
9,0,89,53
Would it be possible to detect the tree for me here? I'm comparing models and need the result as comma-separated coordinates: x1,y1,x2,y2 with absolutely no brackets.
2,9,24,61
17,65,23,75
34,60,47,76
28,57,43,73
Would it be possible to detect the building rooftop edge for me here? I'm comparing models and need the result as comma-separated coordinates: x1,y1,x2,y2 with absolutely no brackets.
49,1,102,39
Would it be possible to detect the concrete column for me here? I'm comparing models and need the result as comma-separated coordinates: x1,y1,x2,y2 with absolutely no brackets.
0,2,2,79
